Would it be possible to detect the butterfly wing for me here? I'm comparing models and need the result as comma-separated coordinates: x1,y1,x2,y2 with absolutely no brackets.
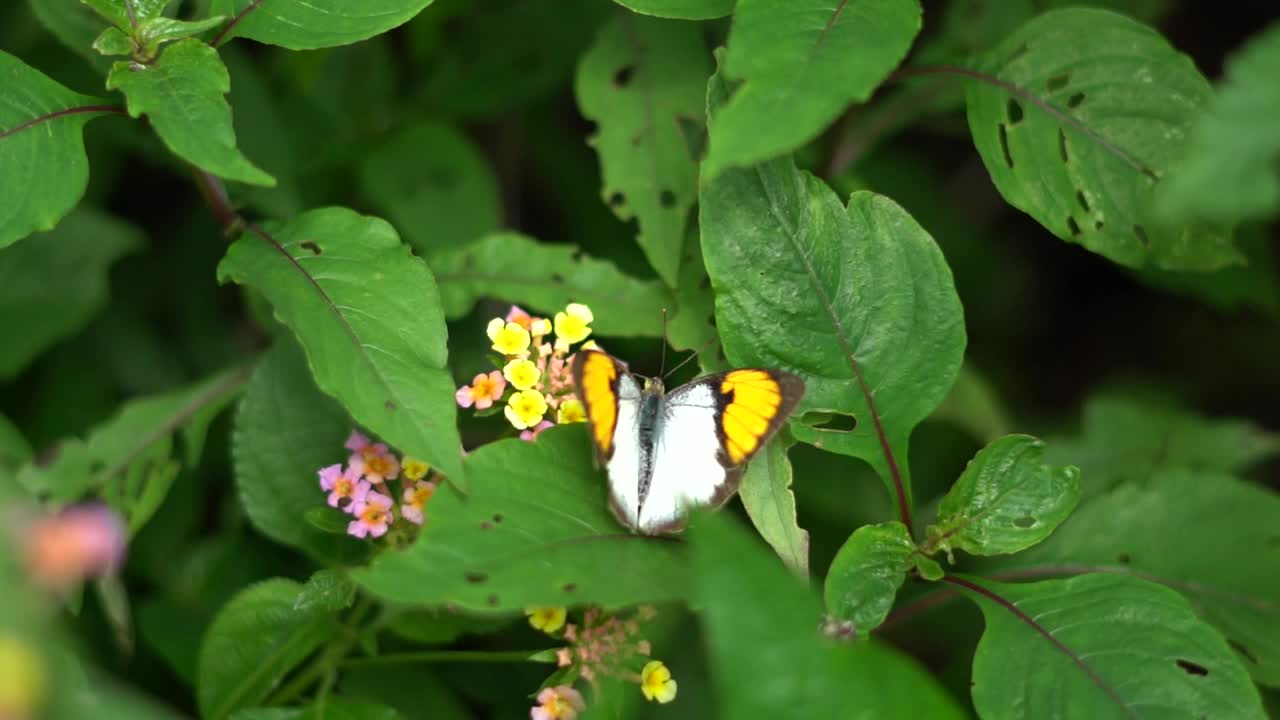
573,349,643,528
639,369,805,533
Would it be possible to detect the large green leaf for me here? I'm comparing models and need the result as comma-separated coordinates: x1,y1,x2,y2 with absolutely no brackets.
217,207,463,483
209,0,433,50
429,232,671,338
738,436,807,573
960,573,1265,719
700,58,966,507
355,426,686,611
358,121,500,258
609,0,732,19
930,435,1080,557
1156,21,1280,224
966,8,1234,271
197,579,339,720
996,469,1280,686
692,512,966,719
106,39,273,186
0,51,113,249
0,207,141,378
28,0,115,72
704,0,921,176
575,13,710,286
822,521,915,634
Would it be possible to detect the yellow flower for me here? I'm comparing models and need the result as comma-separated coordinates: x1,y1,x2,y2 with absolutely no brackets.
557,399,586,424
0,633,46,717
504,390,548,430
530,317,552,337
640,660,677,704
487,318,531,356
525,606,567,634
581,340,600,351
401,457,430,481
503,358,542,391
553,303,594,345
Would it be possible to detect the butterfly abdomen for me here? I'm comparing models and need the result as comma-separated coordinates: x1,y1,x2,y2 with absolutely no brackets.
635,389,664,512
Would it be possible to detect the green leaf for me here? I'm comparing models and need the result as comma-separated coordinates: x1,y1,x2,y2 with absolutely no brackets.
94,27,135,56
997,469,1280,686
0,207,141,378
106,39,274,186
930,435,1080,557
823,521,915,633
217,207,464,483
294,569,356,612
1043,393,1280,498
959,573,1265,719
738,436,808,573
704,0,922,176
966,8,1235,271
1156,21,1280,224
81,0,170,29
701,57,966,506
29,0,116,71
0,51,113,249
692,512,966,719
358,121,500,258
666,229,726,373
609,0,732,19
355,426,686,611
208,0,434,50
230,702,404,720
575,14,710,286
137,15,228,50
197,579,338,720
430,232,671,338
0,414,31,471
233,339,368,563
932,0,1173,58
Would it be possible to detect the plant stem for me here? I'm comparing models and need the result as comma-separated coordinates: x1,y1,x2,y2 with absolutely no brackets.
340,649,553,667
265,595,376,706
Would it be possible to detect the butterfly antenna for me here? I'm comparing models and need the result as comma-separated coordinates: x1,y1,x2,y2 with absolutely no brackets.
659,307,669,377
662,334,720,380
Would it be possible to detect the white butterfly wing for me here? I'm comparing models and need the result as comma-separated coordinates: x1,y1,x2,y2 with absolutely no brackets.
638,382,727,532
604,373,644,528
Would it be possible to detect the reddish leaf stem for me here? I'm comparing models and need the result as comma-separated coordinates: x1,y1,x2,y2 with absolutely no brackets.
0,105,126,141
212,0,265,47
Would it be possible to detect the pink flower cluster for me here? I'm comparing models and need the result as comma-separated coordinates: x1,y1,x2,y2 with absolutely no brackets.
317,431,437,539
15,503,126,591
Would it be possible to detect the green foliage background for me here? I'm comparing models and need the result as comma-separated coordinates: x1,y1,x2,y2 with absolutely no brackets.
1,0,1278,718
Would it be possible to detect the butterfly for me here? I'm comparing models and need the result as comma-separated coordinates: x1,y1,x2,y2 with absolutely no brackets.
572,349,805,534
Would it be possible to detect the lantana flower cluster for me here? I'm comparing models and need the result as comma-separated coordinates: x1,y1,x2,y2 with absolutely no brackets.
316,431,438,539
456,304,596,439
524,605,677,718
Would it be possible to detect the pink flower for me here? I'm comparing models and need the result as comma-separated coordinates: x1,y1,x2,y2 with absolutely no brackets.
401,480,437,525
320,465,369,511
22,504,126,590
557,648,573,667
456,371,506,410
506,305,532,328
348,492,394,538
349,443,401,485
519,420,555,442
344,430,371,452
531,685,585,720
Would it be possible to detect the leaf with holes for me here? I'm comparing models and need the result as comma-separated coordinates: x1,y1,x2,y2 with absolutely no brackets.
575,14,710,287
960,573,1265,719
692,511,966,719
429,232,671,338
355,426,687,611
197,579,339,720
993,469,1280,687
739,436,808,574
358,121,500,258
106,39,273,186
0,208,141,379
217,207,463,483
609,0,732,19
700,56,966,509
208,0,434,50
1156,21,1280,224
0,52,114,248
823,521,915,633
966,8,1237,271
930,435,1080,557
703,0,922,177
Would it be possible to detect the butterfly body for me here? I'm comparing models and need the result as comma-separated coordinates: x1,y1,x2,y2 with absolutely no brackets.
574,350,804,534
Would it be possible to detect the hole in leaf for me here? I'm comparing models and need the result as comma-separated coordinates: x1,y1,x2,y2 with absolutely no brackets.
1013,516,1036,528
1067,92,1085,109
1228,639,1259,664
487,594,499,606
300,240,322,255
1076,190,1090,212
799,411,857,432
998,124,1014,168
613,65,634,87
659,190,676,208
385,400,397,411
563,583,577,593
493,513,504,523
464,572,488,584
480,521,493,530
608,191,626,208
1116,553,1132,565
1047,73,1070,92
1066,217,1082,237
1006,98,1024,124
1058,129,1069,163
1094,220,1104,231
1134,225,1150,245
1176,659,1209,676
550,273,565,285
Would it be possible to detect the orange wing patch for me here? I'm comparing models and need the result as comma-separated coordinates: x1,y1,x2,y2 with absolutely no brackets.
576,351,620,458
719,370,785,464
